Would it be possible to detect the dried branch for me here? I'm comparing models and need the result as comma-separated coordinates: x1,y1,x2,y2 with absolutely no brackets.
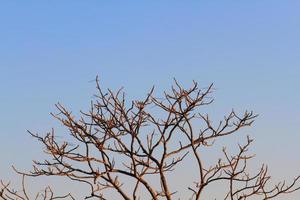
2,77,299,199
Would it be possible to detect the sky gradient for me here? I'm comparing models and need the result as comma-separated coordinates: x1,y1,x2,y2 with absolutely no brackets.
1,1,300,199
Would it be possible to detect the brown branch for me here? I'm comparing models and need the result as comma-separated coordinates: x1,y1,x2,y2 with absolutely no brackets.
2,78,299,200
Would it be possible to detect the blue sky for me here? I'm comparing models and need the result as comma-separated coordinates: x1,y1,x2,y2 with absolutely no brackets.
1,1,300,199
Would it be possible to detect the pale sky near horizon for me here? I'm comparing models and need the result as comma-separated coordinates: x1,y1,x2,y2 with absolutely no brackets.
1,1,300,199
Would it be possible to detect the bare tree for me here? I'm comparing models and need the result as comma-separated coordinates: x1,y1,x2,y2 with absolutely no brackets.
1,78,299,199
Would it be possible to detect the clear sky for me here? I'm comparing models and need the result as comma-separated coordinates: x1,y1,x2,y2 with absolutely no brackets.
1,1,300,199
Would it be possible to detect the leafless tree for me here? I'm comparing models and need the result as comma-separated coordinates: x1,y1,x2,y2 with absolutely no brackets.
1,78,299,199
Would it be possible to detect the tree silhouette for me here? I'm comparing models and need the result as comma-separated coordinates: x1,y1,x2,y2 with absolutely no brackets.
1,78,299,199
